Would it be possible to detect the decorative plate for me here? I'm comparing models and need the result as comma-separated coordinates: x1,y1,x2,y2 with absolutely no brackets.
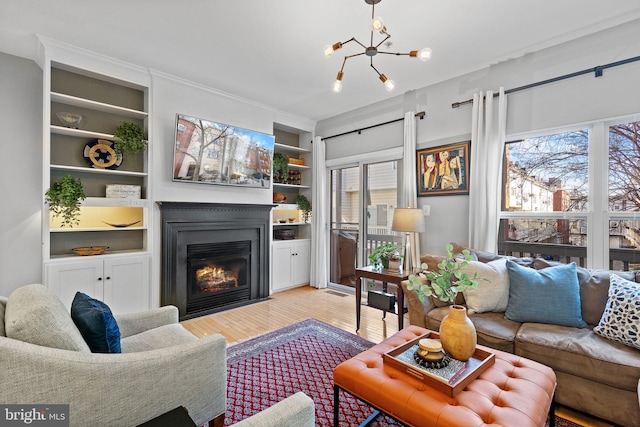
72,246,109,256
83,139,122,169
102,220,141,228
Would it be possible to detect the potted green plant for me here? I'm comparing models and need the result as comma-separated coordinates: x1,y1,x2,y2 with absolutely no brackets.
45,175,86,227
406,243,480,361
407,243,479,303
295,194,312,223
273,152,289,183
113,122,147,157
368,243,403,269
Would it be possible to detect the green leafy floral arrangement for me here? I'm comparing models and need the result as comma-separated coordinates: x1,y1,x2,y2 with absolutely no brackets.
407,243,479,303
368,243,403,267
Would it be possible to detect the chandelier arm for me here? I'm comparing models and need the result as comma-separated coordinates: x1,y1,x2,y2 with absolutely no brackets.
370,62,383,77
370,0,376,46
374,33,391,49
338,56,348,73
378,51,412,56
345,52,366,60
339,52,367,73
351,37,367,50
340,37,357,46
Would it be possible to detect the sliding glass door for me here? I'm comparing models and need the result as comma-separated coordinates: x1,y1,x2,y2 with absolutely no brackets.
329,160,400,288
329,166,360,287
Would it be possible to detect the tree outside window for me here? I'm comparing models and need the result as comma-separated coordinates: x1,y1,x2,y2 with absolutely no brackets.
501,118,640,270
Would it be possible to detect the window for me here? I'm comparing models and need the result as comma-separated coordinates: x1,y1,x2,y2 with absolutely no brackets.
501,117,640,270
608,119,640,270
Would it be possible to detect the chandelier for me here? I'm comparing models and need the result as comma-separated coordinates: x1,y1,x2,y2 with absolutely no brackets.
324,0,432,93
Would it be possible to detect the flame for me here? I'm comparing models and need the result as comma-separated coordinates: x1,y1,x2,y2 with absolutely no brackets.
196,265,238,291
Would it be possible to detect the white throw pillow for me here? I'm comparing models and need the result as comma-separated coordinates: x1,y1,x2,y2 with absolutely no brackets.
594,274,640,350
461,258,510,314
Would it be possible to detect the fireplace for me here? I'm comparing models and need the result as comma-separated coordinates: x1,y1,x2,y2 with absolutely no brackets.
158,202,272,320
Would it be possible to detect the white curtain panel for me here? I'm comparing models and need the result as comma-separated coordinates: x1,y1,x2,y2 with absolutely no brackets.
310,136,328,288
468,88,507,253
402,111,421,270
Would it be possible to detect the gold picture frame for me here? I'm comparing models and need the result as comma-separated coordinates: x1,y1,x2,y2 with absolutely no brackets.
417,141,470,196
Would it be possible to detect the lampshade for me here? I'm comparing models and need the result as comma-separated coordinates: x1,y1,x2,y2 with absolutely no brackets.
391,208,426,233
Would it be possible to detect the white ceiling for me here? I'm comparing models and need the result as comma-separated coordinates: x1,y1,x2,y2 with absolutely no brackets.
2,1,640,122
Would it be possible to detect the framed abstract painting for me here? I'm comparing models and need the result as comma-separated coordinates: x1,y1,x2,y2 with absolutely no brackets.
417,141,470,196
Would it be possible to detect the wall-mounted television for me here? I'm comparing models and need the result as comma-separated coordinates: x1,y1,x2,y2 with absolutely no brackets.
173,113,274,189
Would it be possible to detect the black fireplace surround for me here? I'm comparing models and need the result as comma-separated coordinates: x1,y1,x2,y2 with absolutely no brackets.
158,202,272,320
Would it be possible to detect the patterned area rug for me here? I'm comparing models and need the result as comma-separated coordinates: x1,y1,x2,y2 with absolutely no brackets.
225,318,581,427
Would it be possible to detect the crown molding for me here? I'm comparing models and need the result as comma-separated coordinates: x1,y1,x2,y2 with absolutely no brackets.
37,35,150,88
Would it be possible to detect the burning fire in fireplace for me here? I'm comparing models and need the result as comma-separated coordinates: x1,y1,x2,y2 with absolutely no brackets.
196,265,238,292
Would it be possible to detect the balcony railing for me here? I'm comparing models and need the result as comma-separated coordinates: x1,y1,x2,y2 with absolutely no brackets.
331,224,401,264
498,241,640,271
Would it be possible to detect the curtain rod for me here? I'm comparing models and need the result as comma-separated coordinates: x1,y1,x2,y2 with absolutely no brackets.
451,54,640,109
320,111,425,141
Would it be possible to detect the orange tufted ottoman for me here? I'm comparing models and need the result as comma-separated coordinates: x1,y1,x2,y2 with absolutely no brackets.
334,326,557,427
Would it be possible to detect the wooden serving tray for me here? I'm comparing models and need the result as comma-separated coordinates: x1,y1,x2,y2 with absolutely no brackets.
382,331,495,397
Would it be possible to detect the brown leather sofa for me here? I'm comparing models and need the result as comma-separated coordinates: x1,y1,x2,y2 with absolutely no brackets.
402,245,640,427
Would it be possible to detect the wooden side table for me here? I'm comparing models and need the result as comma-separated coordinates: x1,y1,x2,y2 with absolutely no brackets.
355,266,417,331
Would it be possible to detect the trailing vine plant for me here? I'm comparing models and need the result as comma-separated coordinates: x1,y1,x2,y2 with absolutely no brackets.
273,152,289,182
45,175,86,227
113,122,147,157
295,194,312,223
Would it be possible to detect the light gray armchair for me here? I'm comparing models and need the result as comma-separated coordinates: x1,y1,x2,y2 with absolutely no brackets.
232,391,314,427
0,284,226,427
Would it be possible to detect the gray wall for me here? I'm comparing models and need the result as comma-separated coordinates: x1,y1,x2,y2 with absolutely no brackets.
0,53,315,299
146,72,314,306
1,18,639,295
317,18,640,256
0,52,43,296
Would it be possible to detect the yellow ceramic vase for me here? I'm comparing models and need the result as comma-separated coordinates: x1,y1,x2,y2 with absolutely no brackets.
439,304,477,361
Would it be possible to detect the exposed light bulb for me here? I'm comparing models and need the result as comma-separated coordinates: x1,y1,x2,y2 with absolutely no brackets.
418,47,432,62
384,79,395,91
332,71,344,93
371,16,385,32
324,42,343,57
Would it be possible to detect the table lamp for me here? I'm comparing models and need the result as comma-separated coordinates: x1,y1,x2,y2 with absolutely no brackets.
391,208,426,272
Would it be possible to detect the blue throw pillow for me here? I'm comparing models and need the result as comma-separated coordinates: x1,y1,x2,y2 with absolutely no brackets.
505,260,587,328
71,292,121,353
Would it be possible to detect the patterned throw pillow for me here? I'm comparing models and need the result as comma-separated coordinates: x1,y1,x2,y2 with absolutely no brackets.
594,274,640,350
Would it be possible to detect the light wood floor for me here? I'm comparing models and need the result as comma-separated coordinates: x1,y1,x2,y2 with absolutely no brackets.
181,285,613,427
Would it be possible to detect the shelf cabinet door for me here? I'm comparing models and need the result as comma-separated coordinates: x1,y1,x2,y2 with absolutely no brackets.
272,239,311,291
292,240,311,286
103,255,150,313
272,244,294,291
46,259,104,309
46,254,150,313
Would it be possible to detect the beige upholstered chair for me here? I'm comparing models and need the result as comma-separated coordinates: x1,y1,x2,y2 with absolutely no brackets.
231,392,314,427
0,284,226,427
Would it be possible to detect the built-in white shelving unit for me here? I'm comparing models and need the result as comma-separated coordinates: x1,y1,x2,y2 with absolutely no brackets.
39,38,152,312
271,128,313,291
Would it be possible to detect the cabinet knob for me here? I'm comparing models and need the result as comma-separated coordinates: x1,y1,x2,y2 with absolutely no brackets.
98,277,102,281
105,276,111,280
